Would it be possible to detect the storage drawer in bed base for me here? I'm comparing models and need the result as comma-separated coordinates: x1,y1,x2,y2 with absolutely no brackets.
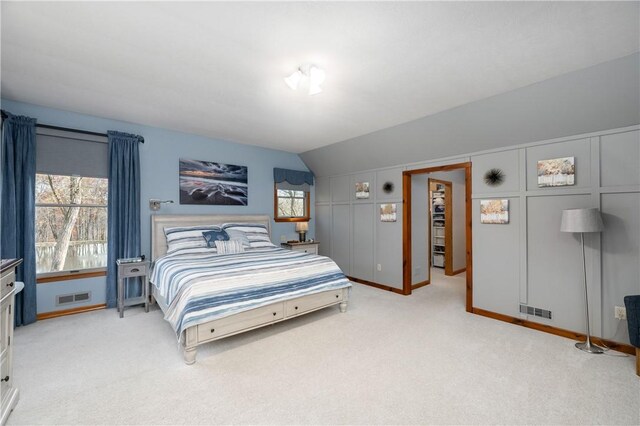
285,290,343,317
187,288,349,349
197,303,285,342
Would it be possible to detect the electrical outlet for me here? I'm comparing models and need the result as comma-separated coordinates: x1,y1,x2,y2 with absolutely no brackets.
614,306,626,320
377,264,382,272
280,235,287,243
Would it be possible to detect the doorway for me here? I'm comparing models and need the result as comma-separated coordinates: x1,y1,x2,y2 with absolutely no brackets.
429,178,453,275
402,162,473,312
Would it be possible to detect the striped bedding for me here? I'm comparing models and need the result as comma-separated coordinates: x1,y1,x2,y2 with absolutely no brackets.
150,247,352,337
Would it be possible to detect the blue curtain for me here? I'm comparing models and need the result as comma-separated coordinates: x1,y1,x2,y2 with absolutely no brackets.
106,131,142,308
273,168,314,186
1,112,37,326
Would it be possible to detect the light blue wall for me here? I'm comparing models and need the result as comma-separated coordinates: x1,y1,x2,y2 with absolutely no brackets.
1,98,314,313
36,276,106,313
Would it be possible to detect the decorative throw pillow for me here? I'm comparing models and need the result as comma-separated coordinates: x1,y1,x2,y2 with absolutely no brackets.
222,223,276,249
225,229,251,248
202,229,230,248
164,225,221,254
214,239,245,255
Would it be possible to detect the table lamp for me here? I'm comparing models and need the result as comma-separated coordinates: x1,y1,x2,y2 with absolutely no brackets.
560,208,604,354
295,222,309,242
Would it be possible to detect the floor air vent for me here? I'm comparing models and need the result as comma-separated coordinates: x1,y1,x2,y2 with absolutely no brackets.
56,292,91,306
520,304,552,319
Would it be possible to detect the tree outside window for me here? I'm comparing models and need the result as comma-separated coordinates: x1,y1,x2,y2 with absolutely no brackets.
35,174,108,274
275,188,309,221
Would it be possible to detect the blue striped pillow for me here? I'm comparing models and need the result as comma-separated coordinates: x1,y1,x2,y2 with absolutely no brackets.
164,225,222,254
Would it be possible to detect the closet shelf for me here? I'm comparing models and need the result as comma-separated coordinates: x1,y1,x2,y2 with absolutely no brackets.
431,181,449,272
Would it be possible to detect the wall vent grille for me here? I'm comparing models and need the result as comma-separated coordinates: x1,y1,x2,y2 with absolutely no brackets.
520,304,552,319
56,292,91,306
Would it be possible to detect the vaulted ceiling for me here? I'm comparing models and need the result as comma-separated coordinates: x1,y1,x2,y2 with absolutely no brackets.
2,1,638,153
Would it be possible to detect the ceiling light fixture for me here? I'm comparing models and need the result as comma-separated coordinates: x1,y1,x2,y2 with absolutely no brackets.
284,68,303,90
284,65,325,95
308,66,326,96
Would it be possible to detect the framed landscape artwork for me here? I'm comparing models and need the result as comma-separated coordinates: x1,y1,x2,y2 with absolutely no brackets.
480,199,509,224
355,181,370,199
179,158,248,205
537,157,575,187
380,203,397,222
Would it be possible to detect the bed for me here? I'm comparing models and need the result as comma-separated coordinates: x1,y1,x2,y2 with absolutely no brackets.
150,214,352,364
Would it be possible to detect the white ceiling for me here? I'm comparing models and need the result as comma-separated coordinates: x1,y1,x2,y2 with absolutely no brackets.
1,2,638,154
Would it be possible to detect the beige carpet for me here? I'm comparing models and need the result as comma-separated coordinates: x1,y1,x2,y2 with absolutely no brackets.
9,271,640,425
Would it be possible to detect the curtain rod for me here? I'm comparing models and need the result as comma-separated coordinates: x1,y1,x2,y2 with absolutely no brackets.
1,109,144,143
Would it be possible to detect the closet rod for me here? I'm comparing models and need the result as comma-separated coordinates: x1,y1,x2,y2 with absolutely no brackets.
0,109,144,143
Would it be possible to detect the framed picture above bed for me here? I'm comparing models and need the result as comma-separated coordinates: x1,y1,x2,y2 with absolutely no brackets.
179,158,248,206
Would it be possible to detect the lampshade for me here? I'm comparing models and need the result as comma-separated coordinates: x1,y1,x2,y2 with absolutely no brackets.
284,70,302,90
295,222,309,232
308,85,322,96
308,66,325,95
309,66,325,86
560,208,604,233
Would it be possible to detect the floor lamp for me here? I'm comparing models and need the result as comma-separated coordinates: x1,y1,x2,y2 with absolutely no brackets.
560,208,604,354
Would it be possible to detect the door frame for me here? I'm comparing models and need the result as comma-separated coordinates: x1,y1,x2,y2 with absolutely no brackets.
402,162,473,312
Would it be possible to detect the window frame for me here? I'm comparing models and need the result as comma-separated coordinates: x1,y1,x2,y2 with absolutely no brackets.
35,174,109,282
36,268,107,283
273,183,311,223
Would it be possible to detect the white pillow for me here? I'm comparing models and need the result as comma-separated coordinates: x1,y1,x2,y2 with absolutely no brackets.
214,239,245,255
222,223,276,249
164,225,221,254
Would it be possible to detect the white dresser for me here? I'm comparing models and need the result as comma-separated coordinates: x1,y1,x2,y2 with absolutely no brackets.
281,241,320,255
1,259,22,426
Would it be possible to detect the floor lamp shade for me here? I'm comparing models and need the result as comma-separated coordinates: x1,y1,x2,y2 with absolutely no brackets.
560,208,604,233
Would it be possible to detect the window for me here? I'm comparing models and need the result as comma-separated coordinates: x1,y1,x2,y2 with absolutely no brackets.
274,185,310,222
273,168,313,222
35,174,108,275
34,126,109,278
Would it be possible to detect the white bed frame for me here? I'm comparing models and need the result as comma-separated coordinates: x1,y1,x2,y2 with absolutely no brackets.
150,214,349,364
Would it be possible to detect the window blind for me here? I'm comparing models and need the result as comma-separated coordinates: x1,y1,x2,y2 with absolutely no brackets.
36,127,109,178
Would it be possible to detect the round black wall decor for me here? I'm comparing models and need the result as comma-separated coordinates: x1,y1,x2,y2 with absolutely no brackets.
382,181,394,194
484,168,505,186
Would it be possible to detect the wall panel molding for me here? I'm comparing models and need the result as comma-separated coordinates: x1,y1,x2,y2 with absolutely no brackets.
316,125,639,347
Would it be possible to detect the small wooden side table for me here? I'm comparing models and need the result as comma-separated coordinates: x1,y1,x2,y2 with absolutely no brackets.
116,259,149,318
281,241,320,255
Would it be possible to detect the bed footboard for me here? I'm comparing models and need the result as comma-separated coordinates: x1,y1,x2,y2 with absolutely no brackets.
177,287,349,364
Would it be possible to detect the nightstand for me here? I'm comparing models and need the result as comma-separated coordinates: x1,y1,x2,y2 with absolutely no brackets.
281,241,320,255
116,259,149,318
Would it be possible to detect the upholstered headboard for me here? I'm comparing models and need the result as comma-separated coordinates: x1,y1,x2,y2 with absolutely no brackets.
150,214,271,260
